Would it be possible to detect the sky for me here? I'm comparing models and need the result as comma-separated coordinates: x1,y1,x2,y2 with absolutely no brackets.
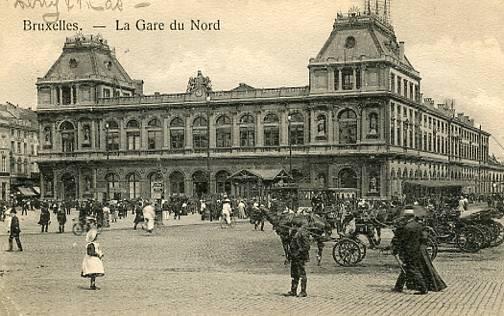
0,0,503,156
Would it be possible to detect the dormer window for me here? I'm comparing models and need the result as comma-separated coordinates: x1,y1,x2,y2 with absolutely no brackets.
105,61,113,70
345,36,356,49
69,58,78,68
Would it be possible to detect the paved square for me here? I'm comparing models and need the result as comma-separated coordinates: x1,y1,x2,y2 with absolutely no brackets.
1,213,504,315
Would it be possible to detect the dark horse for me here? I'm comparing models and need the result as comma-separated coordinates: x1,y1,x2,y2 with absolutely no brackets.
262,201,332,265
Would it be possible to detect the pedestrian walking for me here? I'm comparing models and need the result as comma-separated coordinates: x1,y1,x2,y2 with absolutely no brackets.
102,203,111,228
142,201,156,233
81,229,105,290
221,195,232,225
57,208,67,233
285,219,310,297
133,203,144,230
6,209,22,252
391,208,447,295
237,200,246,219
21,200,28,216
39,206,51,233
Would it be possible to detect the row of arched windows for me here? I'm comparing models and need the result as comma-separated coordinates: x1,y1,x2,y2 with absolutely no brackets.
43,109,365,153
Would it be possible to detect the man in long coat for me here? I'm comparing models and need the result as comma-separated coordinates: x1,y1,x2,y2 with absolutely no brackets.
392,208,446,294
7,209,22,251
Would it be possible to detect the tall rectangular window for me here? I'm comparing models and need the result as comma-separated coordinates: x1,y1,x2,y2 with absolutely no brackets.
127,132,140,150
390,73,395,92
397,76,402,94
264,128,279,146
403,79,408,98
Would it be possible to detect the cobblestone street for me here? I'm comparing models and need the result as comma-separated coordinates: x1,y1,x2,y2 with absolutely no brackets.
1,212,504,315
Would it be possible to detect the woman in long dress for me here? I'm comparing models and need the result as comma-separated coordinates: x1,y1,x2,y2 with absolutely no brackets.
81,229,104,290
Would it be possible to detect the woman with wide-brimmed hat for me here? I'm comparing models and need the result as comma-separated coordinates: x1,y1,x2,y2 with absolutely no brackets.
81,228,105,290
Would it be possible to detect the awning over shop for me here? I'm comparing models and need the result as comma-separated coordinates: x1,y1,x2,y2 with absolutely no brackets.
228,169,292,182
32,187,40,195
403,180,469,189
16,186,37,197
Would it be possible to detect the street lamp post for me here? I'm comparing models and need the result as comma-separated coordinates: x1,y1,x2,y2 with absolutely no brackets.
287,114,292,174
104,123,110,160
206,94,212,221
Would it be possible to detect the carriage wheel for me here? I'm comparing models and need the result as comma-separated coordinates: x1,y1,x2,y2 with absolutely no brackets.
332,238,362,267
426,236,438,261
456,225,483,253
72,223,84,236
476,224,492,249
488,221,504,247
356,239,367,263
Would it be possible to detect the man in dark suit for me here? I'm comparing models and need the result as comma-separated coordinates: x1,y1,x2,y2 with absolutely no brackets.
285,220,310,297
392,206,448,294
391,208,428,295
7,209,23,252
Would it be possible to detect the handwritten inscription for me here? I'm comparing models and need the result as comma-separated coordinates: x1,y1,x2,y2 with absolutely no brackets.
12,0,151,23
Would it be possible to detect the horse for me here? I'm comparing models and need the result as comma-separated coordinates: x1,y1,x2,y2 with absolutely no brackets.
262,201,332,265
247,203,266,231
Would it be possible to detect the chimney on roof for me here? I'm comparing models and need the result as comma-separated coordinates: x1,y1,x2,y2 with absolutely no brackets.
399,42,405,60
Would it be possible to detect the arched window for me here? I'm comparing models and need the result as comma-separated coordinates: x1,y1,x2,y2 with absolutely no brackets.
192,171,209,197
193,117,208,149
126,119,141,150
288,112,304,145
317,173,327,187
127,173,141,199
316,114,327,139
60,121,76,153
338,109,357,144
240,114,255,147
216,115,232,148
216,170,231,194
264,113,279,146
105,173,120,200
147,118,162,150
105,120,120,151
169,171,185,194
43,126,52,149
338,168,357,188
170,117,185,149
24,158,28,174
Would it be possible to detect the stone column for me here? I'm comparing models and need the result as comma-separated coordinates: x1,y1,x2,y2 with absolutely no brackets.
163,116,170,149
119,119,127,151
58,86,62,105
255,111,263,147
338,68,343,91
310,108,316,143
141,119,148,150
52,123,60,152
352,67,357,90
208,112,216,150
184,114,193,150
91,120,96,149
327,67,335,92
93,168,98,200
75,84,80,104
70,86,74,105
76,121,82,150
232,111,240,148
327,109,334,144
279,110,288,146
361,65,366,91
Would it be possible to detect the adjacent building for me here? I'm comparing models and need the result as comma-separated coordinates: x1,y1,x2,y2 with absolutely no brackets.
0,102,39,201
36,4,504,201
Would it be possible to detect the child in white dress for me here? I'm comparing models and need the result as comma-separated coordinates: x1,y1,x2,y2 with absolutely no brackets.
81,229,104,290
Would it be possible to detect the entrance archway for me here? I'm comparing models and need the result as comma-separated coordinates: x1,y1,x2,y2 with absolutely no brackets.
215,170,231,194
61,173,76,200
192,170,209,197
338,168,358,188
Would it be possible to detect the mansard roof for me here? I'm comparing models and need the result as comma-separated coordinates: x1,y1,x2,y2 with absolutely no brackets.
312,13,416,72
38,34,134,87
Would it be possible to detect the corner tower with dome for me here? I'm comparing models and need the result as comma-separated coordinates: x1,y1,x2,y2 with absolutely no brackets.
36,7,503,202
